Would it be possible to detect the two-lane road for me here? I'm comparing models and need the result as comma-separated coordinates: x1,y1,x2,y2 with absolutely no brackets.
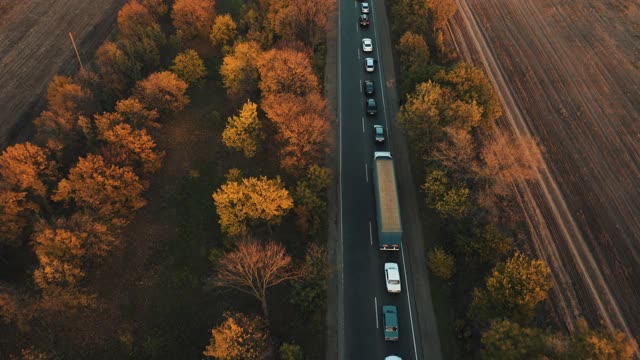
337,0,425,358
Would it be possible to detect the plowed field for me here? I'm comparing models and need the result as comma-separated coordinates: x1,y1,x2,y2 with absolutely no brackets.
0,0,126,146
450,0,640,342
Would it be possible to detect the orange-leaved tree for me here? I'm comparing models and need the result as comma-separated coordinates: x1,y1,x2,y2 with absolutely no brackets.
171,0,216,40
46,75,92,117
214,239,300,318
133,71,190,114
115,97,160,129
0,189,38,247
99,123,165,176
203,311,270,360
52,154,146,225
0,142,58,200
257,48,319,97
212,176,293,237
262,92,330,174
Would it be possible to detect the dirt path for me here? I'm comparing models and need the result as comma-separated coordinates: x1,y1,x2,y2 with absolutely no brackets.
451,0,640,342
0,0,126,146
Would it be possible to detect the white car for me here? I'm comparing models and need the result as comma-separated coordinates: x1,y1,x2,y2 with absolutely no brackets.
362,38,373,52
384,262,401,293
365,57,375,72
361,2,370,13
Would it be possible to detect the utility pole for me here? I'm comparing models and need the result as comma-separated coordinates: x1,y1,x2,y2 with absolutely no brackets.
68,32,85,72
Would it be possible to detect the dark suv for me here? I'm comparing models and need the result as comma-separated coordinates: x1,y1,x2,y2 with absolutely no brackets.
359,14,369,27
363,80,375,96
366,98,377,116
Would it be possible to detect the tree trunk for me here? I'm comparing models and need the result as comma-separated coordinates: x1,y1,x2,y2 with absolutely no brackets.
261,297,269,320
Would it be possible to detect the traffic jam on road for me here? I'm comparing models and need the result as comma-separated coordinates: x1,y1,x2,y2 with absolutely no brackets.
357,2,408,359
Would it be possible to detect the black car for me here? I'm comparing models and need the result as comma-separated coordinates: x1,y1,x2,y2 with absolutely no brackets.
366,98,377,116
363,80,375,96
359,14,369,27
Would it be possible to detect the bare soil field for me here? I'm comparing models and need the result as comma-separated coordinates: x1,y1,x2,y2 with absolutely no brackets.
450,0,640,342
0,0,127,146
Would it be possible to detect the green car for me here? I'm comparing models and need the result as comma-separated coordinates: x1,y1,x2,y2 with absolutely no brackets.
383,305,399,341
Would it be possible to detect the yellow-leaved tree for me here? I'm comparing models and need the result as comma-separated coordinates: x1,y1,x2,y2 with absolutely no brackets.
221,100,262,158
203,312,270,360
212,176,293,236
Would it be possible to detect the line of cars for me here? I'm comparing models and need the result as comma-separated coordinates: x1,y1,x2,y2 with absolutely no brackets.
358,3,402,359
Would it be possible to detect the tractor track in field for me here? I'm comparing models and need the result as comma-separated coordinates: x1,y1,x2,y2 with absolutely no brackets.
451,0,640,345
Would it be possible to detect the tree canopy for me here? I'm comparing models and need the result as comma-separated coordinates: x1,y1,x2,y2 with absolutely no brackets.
133,71,190,114
212,176,293,236
172,0,216,40
170,49,207,86
471,252,552,323
203,311,270,360
222,100,262,158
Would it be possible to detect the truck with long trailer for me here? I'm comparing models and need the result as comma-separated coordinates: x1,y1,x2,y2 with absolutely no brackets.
373,152,402,250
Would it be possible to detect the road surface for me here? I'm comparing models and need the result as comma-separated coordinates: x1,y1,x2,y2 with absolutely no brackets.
337,0,442,358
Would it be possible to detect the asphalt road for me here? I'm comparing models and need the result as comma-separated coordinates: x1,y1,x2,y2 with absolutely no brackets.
337,0,425,358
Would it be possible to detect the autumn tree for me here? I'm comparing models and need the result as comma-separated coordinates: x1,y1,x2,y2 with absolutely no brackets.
32,220,86,290
133,71,190,114
210,14,238,53
427,247,455,280
293,165,330,236
459,224,515,268
0,142,57,199
31,220,95,309
262,93,330,174
220,41,261,99
432,127,477,176
117,0,165,71
391,0,431,36
471,252,552,323
291,243,328,316
46,75,92,116
279,343,303,360
435,62,502,127
214,239,300,317
481,319,551,360
172,0,216,40
95,41,141,98
52,154,146,225
203,312,270,360
115,97,160,129
170,49,207,86
570,318,638,360
426,0,457,31
397,31,431,94
257,48,319,97
397,81,452,154
269,0,331,46
0,190,38,246
222,100,262,158
99,123,164,176
478,133,543,211
13,347,50,360
33,110,81,154
423,170,472,219
212,176,293,236
140,0,168,18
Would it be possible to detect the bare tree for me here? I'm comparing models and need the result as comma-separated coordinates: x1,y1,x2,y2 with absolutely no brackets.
214,239,300,318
